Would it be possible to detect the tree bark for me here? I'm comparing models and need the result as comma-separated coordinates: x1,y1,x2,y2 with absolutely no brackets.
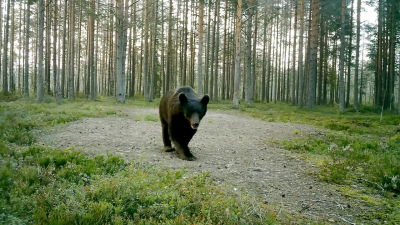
23,1,30,96
166,0,173,92
339,0,346,112
68,0,75,99
307,0,319,108
89,0,95,100
54,0,59,101
2,0,10,93
116,0,127,102
291,0,298,104
38,0,44,103
150,0,158,101
61,0,67,98
197,0,205,96
297,0,305,107
245,0,253,105
354,0,361,109
233,0,242,109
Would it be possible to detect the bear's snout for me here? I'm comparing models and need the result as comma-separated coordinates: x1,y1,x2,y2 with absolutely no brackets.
190,113,200,130
191,122,199,130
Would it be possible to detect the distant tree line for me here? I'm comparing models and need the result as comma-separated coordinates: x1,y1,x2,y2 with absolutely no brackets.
0,0,398,113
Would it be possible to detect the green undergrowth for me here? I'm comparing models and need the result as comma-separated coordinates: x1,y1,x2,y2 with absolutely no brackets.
210,101,400,192
211,101,400,222
0,146,274,224
0,96,275,224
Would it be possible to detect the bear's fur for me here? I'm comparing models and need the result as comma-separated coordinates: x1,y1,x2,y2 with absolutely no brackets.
159,86,209,160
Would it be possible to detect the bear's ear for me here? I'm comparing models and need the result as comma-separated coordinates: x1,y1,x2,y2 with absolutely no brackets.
201,95,210,105
178,93,188,104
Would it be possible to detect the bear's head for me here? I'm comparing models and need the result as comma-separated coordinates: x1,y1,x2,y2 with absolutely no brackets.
178,93,210,130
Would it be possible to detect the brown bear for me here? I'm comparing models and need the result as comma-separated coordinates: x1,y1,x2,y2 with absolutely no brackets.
159,86,209,160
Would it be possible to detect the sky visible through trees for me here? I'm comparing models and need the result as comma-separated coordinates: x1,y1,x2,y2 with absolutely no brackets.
0,0,398,112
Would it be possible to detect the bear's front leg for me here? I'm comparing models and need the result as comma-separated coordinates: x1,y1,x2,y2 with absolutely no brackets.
172,140,196,161
161,120,175,152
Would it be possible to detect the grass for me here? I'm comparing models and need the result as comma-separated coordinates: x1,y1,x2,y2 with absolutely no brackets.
208,100,400,223
0,96,276,224
209,100,400,191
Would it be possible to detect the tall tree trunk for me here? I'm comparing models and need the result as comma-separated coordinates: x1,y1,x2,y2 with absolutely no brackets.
354,0,361,109
38,0,44,103
209,0,219,100
61,0,67,98
2,0,10,93
116,0,127,102
261,11,267,101
89,0,95,100
205,0,212,95
233,0,242,109
68,0,75,99
54,0,59,100
24,2,31,98
345,0,354,107
266,15,273,103
307,0,319,108
166,0,173,92
221,0,227,100
213,1,220,101
298,0,305,107
245,0,253,105
150,0,158,101
317,16,324,105
9,1,14,93
339,0,346,112
45,0,51,95
292,0,298,104
197,0,205,96
142,0,149,101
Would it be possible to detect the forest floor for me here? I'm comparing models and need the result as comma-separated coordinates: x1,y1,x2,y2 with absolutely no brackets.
38,106,386,224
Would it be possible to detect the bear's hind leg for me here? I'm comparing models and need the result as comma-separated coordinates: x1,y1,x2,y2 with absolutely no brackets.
161,121,175,152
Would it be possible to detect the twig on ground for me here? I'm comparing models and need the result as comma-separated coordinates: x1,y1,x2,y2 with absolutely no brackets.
339,216,356,225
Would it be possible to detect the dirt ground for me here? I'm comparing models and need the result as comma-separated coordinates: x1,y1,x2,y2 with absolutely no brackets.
38,107,376,223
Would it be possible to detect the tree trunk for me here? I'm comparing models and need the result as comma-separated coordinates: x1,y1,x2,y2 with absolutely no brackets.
61,0,67,98
9,1,14,93
68,0,75,99
38,0,44,103
2,0,10,93
54,0,59,101
292,0,298,104
345,0,354,107
166,0,173,92
213,1,220,100
24,2,31,98
116,0,127,102
245,0,253,105
307,0,319,108
197,0,205,96
233,0,242,109
298,0,305,107
45,0,51,95
221,0,228,100
261,11,267,101
339,0,346,112
354,0,361,109
89,0,95,100
150,0,158,101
